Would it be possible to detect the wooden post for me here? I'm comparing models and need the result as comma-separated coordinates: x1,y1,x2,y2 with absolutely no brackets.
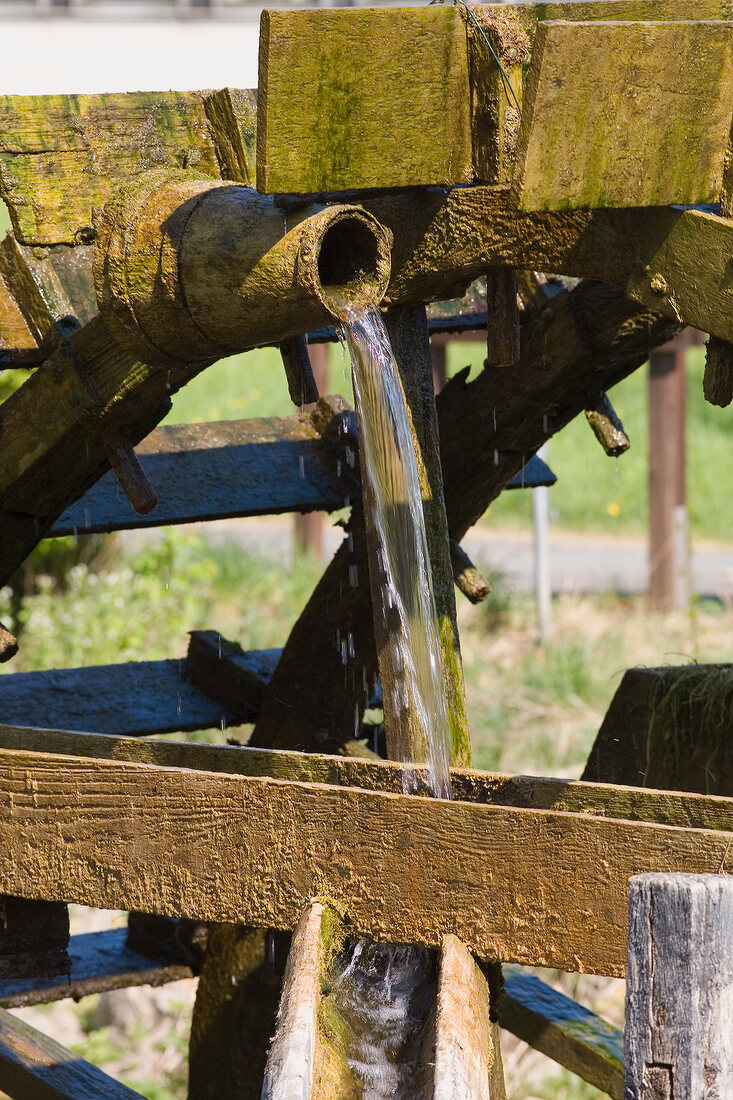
648,333,689,611
625,873,733,1100
293,342,329,560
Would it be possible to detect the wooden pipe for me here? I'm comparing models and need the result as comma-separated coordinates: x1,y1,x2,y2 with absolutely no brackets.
94,169,392,370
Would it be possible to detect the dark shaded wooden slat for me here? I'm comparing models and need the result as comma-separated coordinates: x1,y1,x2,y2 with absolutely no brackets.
502,966,623,1099
0,655,273,736
48,409,547,538
0,928,193,1010
0,1005,143,1099
50,405,360,537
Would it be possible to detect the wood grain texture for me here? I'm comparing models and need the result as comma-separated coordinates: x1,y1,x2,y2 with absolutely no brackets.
257,6,474,193
625,873,733,1099
0,928,194,1011
51,400,360,536
0,92,220,245
0,747,730,975
1,726,731,834
513,20,733,210
433,934,506,1099
472,1,733,27
0,1005,142,1098
501,965,623,1098
202,88,257,186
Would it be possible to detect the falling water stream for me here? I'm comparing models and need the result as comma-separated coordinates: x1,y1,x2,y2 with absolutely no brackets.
328,306,453,1095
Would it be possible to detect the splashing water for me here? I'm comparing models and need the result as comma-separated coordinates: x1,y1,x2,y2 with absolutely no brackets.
342,306,452,801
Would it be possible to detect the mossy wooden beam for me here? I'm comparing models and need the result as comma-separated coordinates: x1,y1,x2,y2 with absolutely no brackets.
257,6,474,194
0,1005,143,1099
361,187,733,341
0,90,257,246
501,966,623,1099
0,746,730,976
512,20,733,211
583,665,732,796
252,280,680,752
380,306,471,767
262,902,357,1100
2,725,731,833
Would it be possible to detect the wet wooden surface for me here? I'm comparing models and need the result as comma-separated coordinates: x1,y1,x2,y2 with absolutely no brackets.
0,746,730,976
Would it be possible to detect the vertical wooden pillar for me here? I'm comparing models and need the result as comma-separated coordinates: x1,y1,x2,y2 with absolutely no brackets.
293,342,329,560
625,873,733,1099
648,334,689,611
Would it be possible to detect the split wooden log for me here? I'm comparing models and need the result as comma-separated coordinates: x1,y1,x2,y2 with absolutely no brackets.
624,873,733,1100
261,902,357,1100
0,1004,143,1099
433,935,506,1099
0,747,731,977
252,280,680,752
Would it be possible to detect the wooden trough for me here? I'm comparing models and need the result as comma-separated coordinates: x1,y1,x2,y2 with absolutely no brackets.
0,2,732,1096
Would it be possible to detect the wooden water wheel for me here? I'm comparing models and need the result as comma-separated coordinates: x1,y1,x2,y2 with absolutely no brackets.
0,2,732,1096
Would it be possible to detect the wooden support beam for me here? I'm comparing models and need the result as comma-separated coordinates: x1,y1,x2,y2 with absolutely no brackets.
0,746,730,976
501,966,623,1098
434,935,506,1099
625,873,733,1099
0,897,69,981
50,399,360,537
584,393,630,457
512,20,733,211
1,726,731,833
583,665,733,797
0,1005,142,1099
649,335,689,610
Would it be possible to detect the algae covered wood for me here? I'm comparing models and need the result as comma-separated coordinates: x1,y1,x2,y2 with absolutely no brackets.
0,92,221,245
513,20,733,211
2,725,732,834
433,934,506,1099
625,873,733,1099
257,6,474,194
0,1005,142,1098
501,966,623,1099
0,747,731,975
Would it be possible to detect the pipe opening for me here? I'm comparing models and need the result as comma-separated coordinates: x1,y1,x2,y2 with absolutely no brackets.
314,211,391,319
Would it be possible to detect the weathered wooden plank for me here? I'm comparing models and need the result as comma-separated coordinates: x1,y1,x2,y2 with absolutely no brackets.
513,20,733,211
0,747,730,975
1,725,731,834
582,665,732,796
202,87,257,186
257,6,474,194
0,657,265,736
0,92,221,245
0,1005,143,1099
625,873,733,1099
50,402,360,536
501,966,623,1099
433,934,506,1099
0,928,194,1010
